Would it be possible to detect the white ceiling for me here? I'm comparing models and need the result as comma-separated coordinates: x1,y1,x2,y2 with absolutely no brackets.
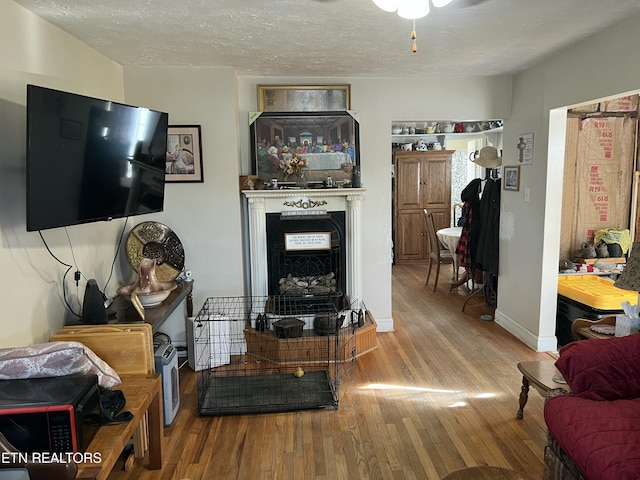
14,0,640,77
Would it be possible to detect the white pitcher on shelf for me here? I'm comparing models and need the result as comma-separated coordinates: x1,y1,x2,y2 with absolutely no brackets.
440,122,455,133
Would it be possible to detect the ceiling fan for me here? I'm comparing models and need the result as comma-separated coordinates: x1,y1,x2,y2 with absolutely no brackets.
371,0,492,19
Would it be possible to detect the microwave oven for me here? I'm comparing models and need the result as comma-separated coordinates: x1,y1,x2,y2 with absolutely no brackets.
0,375,101,453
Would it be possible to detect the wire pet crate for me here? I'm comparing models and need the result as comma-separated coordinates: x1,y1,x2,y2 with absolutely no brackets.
195,295,357,416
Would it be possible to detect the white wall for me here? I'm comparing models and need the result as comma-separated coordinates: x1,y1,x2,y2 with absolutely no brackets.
122,67,246,318
495,13,640,350
0,1,126,347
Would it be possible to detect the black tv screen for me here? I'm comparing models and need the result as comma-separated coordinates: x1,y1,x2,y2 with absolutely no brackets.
26,85,169,231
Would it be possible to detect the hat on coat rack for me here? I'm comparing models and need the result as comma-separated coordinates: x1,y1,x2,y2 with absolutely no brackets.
471,146,502,168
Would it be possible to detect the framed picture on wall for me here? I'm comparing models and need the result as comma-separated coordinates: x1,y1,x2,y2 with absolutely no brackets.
257,84,351,112
517,133,534,165
165,125,204,183
503,166,520,191
249,111,360,186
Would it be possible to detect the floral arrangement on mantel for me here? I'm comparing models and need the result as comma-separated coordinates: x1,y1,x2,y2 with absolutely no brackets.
280,153,308,181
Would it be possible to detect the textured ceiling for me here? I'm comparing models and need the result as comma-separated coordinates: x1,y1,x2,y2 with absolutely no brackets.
14,0,640,77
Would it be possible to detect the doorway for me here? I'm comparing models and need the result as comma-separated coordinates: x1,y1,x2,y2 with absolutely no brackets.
390,123,503,265
547,92,639,347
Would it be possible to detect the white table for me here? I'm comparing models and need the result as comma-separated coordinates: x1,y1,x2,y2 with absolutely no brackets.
283,152,351,170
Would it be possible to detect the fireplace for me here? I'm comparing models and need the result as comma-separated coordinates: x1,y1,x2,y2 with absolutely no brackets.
243,189,365,302
266,212,345,297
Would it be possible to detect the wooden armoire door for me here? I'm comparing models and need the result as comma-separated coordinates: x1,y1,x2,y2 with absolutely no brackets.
422,151,452,211
394,150,452,263
395,154,423,210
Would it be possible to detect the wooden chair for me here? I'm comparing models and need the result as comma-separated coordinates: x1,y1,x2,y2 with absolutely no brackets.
453,202,464,226
424,210,455,291
571,316,616,340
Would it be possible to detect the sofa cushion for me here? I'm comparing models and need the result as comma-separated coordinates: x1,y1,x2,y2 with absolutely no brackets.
0,341,121,388
555,334,640,400
545,394,640,480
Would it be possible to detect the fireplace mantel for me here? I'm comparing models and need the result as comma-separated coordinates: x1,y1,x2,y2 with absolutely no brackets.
243,188,366,300
243,188,366,199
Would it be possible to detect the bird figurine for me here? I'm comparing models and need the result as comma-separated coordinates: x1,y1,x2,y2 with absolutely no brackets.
294,367,304,378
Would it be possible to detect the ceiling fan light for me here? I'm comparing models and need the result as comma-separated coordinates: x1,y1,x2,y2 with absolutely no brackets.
397,0,430,19
371,0,400,12
431,0,454,7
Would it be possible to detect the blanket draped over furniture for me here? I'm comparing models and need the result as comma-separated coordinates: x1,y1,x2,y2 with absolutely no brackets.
0,341,121,387
543,334,640,480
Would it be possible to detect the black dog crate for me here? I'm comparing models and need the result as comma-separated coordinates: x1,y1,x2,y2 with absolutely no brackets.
194,295,357,416
556,294,623,346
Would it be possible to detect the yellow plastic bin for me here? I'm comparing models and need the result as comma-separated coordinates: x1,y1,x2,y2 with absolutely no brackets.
556,275,637,345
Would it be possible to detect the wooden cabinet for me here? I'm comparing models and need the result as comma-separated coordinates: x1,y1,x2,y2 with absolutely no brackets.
393,150,452,263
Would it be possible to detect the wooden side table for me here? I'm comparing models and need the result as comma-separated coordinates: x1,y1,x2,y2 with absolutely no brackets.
75,373,163,479
516,360,569,419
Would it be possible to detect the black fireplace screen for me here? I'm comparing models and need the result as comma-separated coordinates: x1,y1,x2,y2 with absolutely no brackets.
266,212,346,297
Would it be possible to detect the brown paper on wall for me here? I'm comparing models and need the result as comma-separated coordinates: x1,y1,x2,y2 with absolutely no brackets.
600,94,639,112
559,117,580,260
573,116,635,253
571,102,599,114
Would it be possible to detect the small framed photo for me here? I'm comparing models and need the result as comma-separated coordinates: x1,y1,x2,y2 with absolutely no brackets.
503,166,520,191
257,84,350,112
166,125,204,183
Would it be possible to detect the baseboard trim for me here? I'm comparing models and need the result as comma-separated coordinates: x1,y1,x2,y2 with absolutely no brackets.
494,309,558,352
374,316,394,332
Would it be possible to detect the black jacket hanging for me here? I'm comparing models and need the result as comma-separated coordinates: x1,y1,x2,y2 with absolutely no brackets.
475,178,501,274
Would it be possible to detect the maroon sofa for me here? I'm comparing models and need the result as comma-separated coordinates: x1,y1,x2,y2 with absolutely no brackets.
543,334,640,480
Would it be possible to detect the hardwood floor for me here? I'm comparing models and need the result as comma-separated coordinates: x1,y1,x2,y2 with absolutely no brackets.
109,264,554,480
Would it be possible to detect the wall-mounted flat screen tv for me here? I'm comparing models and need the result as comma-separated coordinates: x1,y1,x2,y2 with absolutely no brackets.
26,84,169,231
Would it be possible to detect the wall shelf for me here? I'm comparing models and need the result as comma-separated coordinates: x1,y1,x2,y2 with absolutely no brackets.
391,127,503,144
